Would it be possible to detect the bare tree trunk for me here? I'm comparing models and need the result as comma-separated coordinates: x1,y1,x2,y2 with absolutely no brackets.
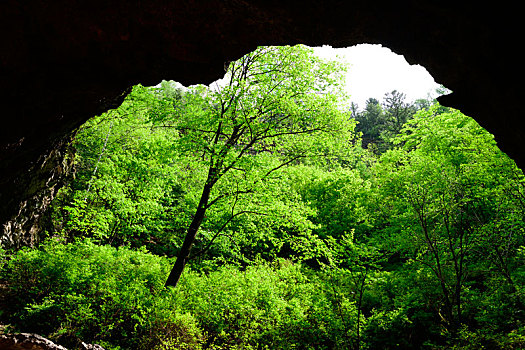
164,182,213,288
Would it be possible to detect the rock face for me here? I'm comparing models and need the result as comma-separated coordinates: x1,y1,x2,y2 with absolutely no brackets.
1,135,75,248
0,333,106,350
0,1,522,248
0,333,68,350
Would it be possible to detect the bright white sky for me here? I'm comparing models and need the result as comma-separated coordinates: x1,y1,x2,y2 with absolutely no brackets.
198,44,444,109
313,44,444,108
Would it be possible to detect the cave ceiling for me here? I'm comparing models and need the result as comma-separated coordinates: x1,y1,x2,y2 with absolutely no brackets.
0,0,522,237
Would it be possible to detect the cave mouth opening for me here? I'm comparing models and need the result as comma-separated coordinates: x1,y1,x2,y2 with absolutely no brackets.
43,42,496,256
42,43,477,255
0,42,454,252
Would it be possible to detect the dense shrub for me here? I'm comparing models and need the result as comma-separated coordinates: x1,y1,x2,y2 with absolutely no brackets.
1,240,361,349
174,260,358,349
1,239,203,349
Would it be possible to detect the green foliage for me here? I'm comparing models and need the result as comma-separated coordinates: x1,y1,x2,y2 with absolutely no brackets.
175,262,347,349
353,90,419,153
1,239,190,349
0,246,6,270
291,165,372,241
2,240,374,350
15,44,525,349
367,105,525,346
47,103,196,255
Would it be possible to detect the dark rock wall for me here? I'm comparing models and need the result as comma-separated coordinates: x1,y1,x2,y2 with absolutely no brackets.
0,1,522,248
1,135,75,248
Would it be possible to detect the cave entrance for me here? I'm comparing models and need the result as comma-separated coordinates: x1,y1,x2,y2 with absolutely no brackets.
43,42,465,257
45,43,452,254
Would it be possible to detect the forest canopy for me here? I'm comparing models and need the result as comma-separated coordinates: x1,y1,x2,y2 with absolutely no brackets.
1,45,524,350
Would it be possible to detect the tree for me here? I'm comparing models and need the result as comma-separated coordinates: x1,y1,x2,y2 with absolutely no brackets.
354,98,384,149
381,90,416,136
46,96,198,255
373,105,525,338
353,91,421,154
152,45,355,288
